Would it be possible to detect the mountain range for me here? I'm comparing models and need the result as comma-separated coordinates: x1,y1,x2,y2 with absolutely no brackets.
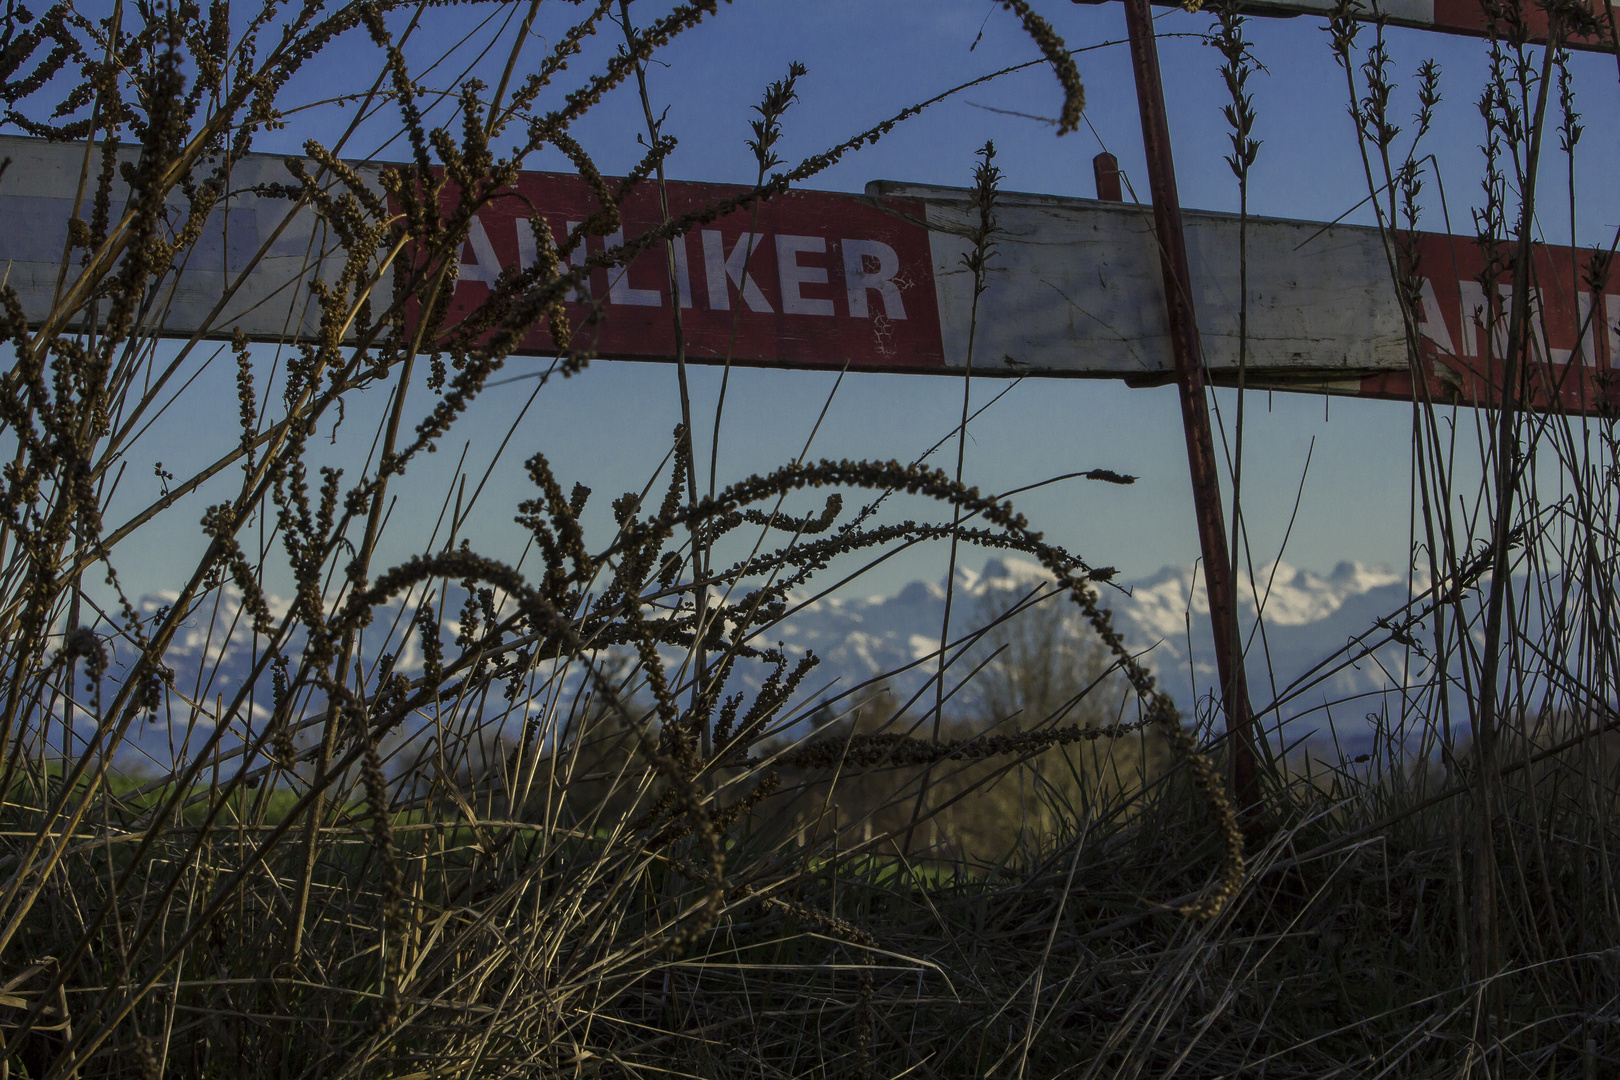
88,556,1430,766
775,556,1420,751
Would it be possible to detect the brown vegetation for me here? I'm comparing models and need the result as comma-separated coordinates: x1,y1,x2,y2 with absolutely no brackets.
0,1,1615,1077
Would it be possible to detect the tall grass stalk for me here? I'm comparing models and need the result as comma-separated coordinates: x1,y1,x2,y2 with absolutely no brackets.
1,2,1614,1077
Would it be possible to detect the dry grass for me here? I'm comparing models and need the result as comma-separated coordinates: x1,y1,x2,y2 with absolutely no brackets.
0,1,1616,1077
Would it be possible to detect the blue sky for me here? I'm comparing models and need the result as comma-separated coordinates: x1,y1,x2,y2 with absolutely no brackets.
106,1,1620,602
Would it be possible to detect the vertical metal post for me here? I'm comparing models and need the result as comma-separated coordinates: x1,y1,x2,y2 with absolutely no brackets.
1121,0,1260,811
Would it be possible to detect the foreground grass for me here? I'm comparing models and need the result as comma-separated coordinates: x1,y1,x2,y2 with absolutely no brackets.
9,716,1613,1079
588,732,1615,1079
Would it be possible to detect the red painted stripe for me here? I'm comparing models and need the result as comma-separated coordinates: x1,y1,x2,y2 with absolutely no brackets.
1359,232,1620,414
401,172,945,373
1429,0,1616,49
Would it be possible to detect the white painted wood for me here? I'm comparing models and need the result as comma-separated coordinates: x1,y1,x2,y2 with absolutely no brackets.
0,134,386,343
889,183,1408,378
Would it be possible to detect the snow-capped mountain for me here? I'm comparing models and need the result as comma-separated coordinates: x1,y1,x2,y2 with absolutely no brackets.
97,586,433,767
775,556,1424,750
93,556,1430,765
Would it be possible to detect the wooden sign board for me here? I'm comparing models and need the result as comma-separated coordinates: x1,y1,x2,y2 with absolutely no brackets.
2,134,1615,415
441,172,1620,415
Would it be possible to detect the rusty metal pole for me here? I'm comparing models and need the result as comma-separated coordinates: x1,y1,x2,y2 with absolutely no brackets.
1121,0,1260,812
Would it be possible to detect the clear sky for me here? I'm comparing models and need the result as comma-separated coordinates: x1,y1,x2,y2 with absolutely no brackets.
104,1,1620,603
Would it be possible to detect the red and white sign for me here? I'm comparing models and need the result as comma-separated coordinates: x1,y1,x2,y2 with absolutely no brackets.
432,175,944,371
3,133,1616,416
1361,232,1620,413
424,172,1620,415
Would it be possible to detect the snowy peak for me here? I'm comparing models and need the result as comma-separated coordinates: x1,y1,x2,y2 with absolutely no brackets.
1254,560,1405,626
778,555,1416,746
115,556,1414,761
1124,559,1405,641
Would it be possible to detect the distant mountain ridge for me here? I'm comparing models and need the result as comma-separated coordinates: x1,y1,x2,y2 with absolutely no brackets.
99,556,1422,764
775,557,1419,749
